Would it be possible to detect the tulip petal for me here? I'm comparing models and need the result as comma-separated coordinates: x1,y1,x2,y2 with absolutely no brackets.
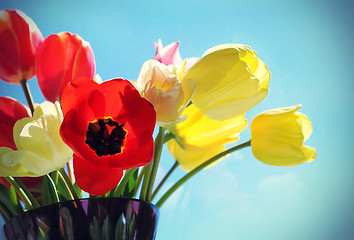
167,140,227,172
0,147,37,177
153,39,183,65
250,105,316,166
173,104,248,149
0,96,31,149
186,45,270,120
73,154,123,196
36,32,95,102
0,10,43,84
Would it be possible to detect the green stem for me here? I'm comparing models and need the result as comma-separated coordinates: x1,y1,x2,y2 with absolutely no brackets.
140,162,152,200
163,132,174,143
111,168,136,197
59,168,79,199
133,166,147,198
0,202,12,222
43,174,59,204
5,177,39,210
20,79,35,114
151,161,179,200
57,170,75,200
155,140,251,208
146,127,165,201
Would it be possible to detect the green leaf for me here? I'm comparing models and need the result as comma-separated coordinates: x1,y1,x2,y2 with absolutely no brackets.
122,168,139,198
0,184,18,218
9,186,24,214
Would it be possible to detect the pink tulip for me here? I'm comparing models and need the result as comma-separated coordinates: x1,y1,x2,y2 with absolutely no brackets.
153,39,182,65
0,9,43,84
36,32,95,103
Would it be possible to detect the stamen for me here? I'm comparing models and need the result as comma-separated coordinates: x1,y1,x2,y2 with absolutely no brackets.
85,117,127,157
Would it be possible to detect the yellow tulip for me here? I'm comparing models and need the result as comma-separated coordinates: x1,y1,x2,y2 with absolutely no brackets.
0,101,73,176
136,59,196,127
185,44,270,121
250,105,316,166
167,140,227,172
167,104,247,171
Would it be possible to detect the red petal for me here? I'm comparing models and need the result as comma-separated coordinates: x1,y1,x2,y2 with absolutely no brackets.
60,109,90,159
61,77,98,119
109,132,155,168
73,154,123,196
0,10,43,83
0,96,31,149
37,33,95,102
36,34,67,102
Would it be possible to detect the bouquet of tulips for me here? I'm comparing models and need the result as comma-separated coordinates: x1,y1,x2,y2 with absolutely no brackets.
0,9,316,224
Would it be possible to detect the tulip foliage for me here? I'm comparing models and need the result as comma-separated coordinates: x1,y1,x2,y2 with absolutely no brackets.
0,9,316,223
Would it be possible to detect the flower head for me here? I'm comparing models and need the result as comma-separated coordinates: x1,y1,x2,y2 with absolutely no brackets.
167,104,247,171
0,101,73,177
185,44,270,120
0,9,43,84
0,97,43,201
0,96,31,150
153,39,183,65
36,32,95,103
136,59,196,127
250,105,316,166
60,77,156,195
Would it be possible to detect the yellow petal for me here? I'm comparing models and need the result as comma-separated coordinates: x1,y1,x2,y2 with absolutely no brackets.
0,147,37,177
167,140,227,171
172,104,248,149
18,114,72,169
185,45,270,120
10,101,73,176
250,105,316,166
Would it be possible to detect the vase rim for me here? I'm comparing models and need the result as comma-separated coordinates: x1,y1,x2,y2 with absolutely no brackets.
4,196,159,225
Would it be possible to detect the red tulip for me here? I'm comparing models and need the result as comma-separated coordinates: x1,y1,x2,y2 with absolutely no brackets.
36,32,95,103
0,96,31,150
0,9,43,84
60,78,156,195
0,97,42,201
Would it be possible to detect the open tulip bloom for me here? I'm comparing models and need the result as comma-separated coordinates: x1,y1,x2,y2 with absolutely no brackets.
0,9,316,224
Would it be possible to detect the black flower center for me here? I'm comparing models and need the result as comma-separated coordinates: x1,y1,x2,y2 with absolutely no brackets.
85,117,127,157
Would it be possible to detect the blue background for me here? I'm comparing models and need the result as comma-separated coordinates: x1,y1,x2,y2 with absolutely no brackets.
0,0,353,239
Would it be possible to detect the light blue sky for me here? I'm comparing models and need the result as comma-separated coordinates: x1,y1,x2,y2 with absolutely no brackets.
0,0,353,239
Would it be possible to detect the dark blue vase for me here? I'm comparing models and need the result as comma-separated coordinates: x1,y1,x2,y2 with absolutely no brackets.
2,197,159,240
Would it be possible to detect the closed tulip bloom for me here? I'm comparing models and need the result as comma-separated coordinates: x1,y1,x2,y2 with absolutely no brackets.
0,97,43,200
250,105,316,166
136,59,196,127
185,44,270,121
0,96,31,150
36,32,95,103
0,101,73,177
153,39,183,65
167,104,247,171
0,9,43,84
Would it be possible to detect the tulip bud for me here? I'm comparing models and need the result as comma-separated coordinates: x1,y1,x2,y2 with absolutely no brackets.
153,39,183,65
250,105,316,166
0,9,43,84
185,44,271,121
36,32,95,103
136,59,196,127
